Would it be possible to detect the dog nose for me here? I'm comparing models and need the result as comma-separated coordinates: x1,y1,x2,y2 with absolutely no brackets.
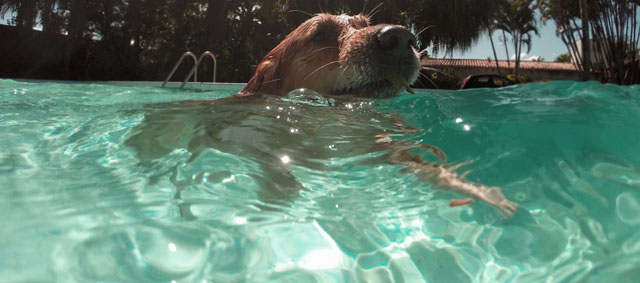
377,25,417,56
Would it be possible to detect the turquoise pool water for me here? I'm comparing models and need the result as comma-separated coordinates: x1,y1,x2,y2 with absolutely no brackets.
1,79,639,282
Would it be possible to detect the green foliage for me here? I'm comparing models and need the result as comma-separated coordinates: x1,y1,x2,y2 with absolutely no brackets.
505,73,529,83
554,53,572,63
493,0,539,79
0,0,520,82
536,0,640,84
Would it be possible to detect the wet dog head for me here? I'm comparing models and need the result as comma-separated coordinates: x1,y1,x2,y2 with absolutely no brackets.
238,13,421,98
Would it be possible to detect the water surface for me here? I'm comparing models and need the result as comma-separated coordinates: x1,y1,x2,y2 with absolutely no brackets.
1,79,639,282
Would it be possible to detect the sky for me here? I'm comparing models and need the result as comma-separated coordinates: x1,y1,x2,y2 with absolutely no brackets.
451,19,569,62
1,10,9,24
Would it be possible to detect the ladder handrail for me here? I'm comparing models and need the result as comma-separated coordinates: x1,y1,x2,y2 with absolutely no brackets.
162,51,197,87
181,51,217,88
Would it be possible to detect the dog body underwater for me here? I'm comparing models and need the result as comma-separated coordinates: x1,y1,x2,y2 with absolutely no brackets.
126,13,517,216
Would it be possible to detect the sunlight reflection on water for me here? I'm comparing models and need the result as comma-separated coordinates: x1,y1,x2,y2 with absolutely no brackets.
1,80,639,282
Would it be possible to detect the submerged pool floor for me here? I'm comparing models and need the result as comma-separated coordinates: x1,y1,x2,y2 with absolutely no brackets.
1,79,640,282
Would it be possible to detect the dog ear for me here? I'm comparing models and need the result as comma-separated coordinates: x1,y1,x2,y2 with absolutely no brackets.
235,17,314,97
237,53,283,96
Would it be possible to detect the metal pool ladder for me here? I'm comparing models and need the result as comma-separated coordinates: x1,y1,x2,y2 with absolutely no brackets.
162,51,217,87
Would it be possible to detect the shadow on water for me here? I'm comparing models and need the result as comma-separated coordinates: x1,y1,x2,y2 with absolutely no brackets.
125,89,517,220
125,92,415,213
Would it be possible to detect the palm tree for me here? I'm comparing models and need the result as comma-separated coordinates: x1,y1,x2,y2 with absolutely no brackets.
501,30,511,68
486,0,511,75
1,0,69,33
417,0,505,55
579,0,590,80
38,0,63,33
538,0,639,84
494,0,539,80
286,0,504,56
488,28,502,74
0,0,37,29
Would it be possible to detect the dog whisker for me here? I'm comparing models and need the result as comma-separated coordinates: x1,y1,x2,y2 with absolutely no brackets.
348,65,358,89
422,66,454,78
414,72,430,88
302,60,341,82
418,48,429,58
317,1,327,14
261,78,282,86
415,25,436,38
419,72,439,89
334,65,350,92
367,2,385,20
312,46,340,53
288,9,314,18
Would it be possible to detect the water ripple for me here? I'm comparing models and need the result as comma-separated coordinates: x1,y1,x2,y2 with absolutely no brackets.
2,79,640,282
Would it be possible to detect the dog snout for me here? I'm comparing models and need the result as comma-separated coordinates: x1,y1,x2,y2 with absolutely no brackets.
377,25,417,57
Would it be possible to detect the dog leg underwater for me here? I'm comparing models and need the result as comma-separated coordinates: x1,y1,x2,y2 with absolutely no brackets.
388,145,518,217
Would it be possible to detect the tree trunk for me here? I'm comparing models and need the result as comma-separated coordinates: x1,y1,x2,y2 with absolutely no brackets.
205,0,227,46
514,33,521,81
163,0,189,79
66,0,88,78
488,30,501,74
503,30,511,68
100,0,115,42
16,0,37,30
580,0,591,81
172,0,189,50
126,0,143,57
40,0,56,33
68,0,87,39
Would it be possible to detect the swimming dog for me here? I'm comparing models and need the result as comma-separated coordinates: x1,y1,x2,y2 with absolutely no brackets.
234,13,517,215
236,13,419,98
127,13,518,217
